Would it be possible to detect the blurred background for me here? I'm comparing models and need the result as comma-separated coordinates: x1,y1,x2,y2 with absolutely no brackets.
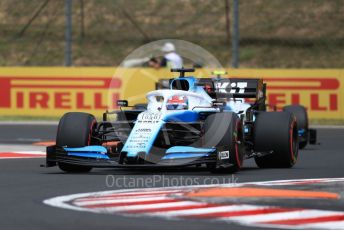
0,0,343,123
1,0,344,68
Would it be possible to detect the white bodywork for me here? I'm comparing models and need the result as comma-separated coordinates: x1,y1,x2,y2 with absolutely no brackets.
146,89,214,112
146,89,251,115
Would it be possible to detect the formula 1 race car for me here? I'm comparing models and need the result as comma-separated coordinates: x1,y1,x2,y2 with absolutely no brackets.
46,68,316,173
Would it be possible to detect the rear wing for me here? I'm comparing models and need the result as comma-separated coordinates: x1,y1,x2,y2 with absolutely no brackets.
198,78,264,100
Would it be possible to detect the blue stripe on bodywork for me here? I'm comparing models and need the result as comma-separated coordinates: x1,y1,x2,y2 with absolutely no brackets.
64,146,109,159
67,152,110,159
64,146,107,153
163,110,199,122
163,146,216,160
162,153,209,160
166,146,215,154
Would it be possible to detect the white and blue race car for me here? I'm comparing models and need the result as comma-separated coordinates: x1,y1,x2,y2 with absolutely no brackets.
46,68,316,173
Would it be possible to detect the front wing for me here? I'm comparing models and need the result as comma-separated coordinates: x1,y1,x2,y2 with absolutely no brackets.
46,145,218,169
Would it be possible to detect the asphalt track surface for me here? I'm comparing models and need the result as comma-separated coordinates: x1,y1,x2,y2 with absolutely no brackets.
0,123,344,230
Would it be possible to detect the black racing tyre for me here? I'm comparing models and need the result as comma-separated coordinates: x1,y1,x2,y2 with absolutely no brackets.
56,112,96,173
254,112,298,168
283,105,308,149
204,112,244,173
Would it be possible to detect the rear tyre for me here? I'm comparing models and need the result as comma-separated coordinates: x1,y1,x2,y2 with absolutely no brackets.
254,112,298,168
56,112,96,173
204,113,244,174
283,105,308,149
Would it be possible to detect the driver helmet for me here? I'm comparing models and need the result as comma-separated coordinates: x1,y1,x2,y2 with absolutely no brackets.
166,96,188,110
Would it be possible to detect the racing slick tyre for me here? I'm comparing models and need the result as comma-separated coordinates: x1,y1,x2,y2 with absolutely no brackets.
56,112,96,173
283,105,308,149
254,112,298,168
204,112,244,174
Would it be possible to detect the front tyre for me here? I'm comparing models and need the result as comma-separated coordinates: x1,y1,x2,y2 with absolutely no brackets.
56,112,96,173
204,113,244,174
254,112,298,168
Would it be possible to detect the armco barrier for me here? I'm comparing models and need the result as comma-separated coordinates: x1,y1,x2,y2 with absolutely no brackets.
0,67,342,119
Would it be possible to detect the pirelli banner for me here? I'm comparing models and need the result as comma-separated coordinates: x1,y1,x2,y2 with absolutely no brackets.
0,67,342,119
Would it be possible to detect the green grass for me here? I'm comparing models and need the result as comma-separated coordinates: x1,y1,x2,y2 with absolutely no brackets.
0,0,344,67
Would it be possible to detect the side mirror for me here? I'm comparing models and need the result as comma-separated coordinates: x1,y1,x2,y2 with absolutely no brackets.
117,100,128,107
